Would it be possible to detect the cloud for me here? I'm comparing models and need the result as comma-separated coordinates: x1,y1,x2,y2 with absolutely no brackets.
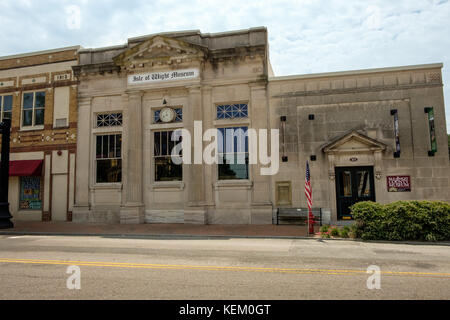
65,5,82,30
0,0,449,132
364,5,382,30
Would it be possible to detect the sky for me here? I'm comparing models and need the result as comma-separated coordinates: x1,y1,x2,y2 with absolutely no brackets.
1,0,449,133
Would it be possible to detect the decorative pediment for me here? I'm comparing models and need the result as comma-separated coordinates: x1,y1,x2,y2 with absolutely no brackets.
113,36,206,70
322,130,387,154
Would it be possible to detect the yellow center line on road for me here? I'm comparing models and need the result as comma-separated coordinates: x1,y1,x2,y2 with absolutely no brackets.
0,258,449,278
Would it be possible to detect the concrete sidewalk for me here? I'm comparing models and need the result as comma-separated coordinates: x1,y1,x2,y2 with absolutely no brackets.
0,221,319,239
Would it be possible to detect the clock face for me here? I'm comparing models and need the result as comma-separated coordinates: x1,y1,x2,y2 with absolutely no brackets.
160,107,175,123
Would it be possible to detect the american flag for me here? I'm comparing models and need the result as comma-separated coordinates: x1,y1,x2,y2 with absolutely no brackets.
305,161,312,211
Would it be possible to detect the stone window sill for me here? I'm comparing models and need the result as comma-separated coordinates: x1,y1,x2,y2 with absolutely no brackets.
213,118,250,127
151,181,185,190
17,210,42,214
92,127,123,134
149,122,184,130
19,125,44,132
214,180,253,190
91,183,122,190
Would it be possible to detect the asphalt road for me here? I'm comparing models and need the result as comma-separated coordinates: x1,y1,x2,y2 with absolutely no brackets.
0,234,449,299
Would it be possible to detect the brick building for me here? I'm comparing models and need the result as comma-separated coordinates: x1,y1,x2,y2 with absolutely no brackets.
0,46,79,221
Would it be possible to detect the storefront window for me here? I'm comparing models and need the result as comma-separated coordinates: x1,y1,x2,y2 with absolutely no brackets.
19,177,42,210
96,134,122,183
218,127,249,180
0,95,12,121
154,130,182,181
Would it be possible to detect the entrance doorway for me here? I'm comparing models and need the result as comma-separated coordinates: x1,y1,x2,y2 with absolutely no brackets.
335,166,375,220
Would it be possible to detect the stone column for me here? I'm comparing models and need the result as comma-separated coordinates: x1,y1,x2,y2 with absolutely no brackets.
183,85,206,224
202,86,214,208
120,91,145,224
374,150,383,203
326,153,337,223
72,96,91,222
249,82,272,224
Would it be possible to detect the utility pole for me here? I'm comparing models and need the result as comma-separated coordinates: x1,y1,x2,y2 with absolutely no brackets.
0,118,13,229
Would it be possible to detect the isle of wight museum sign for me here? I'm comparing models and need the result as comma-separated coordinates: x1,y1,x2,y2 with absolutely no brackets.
128,68,199,85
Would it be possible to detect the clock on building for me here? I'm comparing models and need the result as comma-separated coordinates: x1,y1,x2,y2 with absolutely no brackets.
159,107,176,123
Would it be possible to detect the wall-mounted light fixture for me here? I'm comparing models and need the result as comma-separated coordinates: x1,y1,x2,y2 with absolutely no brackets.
280,116,288,162
424,107,437,157
391,109,400,158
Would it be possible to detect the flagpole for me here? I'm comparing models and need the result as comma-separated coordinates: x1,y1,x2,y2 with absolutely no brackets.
307,208,310,237
306,160,308,237
305,160,315,236
305,160,311,237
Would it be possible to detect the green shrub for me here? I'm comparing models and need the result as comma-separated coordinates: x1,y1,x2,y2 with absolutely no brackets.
330,226,340,237
349,224,358,239
350,200,450,241
340,228,349,238
351,201,384,240
425,233,438,242
319,225,331,238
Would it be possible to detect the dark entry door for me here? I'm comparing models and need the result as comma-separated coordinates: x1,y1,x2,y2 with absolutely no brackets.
335,166,375,220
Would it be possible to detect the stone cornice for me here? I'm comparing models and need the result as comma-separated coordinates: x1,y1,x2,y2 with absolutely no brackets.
126,90,144,97
75,46,267,77
272,82,443,98
114,35,207,69
77,96,92,106
269,63,443,82
72,62,121,77
75,76,268,98
205,76,268,87
207,45,266,61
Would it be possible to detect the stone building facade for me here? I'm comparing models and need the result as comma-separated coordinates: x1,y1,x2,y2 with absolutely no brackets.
67,27,449,224
269,64,449,222
72,28,273,224
0,47,79,221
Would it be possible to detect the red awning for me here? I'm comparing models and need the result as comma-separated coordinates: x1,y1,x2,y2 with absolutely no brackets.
8,160,43,176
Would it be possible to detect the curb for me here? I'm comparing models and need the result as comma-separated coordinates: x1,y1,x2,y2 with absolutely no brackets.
0,231,318,240
1,230,450,245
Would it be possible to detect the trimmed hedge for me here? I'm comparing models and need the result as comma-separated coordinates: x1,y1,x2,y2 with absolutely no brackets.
350,201,450,241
